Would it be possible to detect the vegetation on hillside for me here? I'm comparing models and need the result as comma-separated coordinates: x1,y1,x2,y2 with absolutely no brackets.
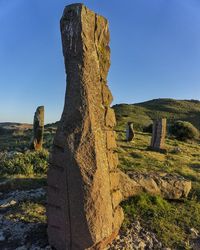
0,149,49,176
170,120,200,141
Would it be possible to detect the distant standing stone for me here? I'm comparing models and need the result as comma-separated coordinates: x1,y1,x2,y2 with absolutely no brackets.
30,106,44,150
126,122,135,141
150,118,166,151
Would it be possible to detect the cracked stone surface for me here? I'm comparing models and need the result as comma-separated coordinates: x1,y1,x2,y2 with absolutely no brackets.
126,172,192,200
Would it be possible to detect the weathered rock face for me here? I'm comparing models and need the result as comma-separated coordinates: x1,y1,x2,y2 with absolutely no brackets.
150,118,166,151
126,172,191,200
47,4,129,249
30,106,44,150
126,122,135,141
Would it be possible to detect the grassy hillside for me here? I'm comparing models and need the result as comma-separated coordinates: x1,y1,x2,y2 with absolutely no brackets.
113,98,200,131
117,131,200,249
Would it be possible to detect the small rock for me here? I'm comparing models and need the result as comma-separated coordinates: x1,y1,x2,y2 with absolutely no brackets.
190,228,199,238
138,240,146,249
171,147,182,154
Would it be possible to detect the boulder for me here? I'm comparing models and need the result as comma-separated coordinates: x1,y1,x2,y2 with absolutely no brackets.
127,172,191,199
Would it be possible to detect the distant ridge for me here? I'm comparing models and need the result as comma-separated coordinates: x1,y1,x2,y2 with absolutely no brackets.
1,99,200,132
0,123,32,134
0,122,32,126
113,98,200,131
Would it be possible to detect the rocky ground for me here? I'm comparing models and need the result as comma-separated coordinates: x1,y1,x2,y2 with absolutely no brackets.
0,184,199,249
0,187,49,250
108,224,200,250
0,184,166,250
107,221,163,250
0,187,165,250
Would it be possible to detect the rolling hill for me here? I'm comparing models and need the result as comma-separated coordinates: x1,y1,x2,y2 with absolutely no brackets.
113,98,200,131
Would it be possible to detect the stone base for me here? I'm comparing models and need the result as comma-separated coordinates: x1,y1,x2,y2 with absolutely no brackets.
90,231,119,250
126,171,192,199
147,146,167,154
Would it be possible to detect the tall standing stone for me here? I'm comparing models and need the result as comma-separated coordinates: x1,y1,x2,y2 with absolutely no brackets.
47,6,185,249
30,106,44,150
150,118,166,150
46,3,141,249
126,122,135,141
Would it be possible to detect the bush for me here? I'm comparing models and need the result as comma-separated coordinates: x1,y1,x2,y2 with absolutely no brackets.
143,123,153,133
170,120,199,141
0,149,49,176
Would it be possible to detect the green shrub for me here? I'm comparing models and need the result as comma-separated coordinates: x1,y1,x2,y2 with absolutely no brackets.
143,123,153,133
170,120,199,141
0,149,49,176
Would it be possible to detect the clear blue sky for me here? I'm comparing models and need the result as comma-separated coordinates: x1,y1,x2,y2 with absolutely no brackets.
0,0,200,123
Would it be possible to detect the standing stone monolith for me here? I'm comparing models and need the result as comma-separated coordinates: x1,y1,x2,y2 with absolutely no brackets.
126,122,135,141
46,8,191,247
30,106,44,150
47,4,142,250
150,118,166,151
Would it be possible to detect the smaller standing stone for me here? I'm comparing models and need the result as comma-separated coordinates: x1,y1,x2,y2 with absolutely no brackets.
30,106,44,150
150,118,166,151
126,122,135,141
